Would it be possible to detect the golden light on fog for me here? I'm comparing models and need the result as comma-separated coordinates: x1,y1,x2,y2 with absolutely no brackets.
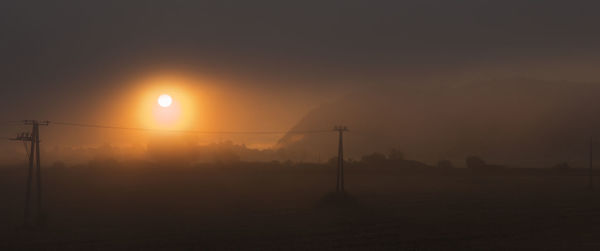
157,94,173,107
133,74,203,131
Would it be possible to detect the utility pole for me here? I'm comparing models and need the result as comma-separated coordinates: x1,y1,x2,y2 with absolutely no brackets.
590,137,593,190
334,125,348,193
10,120,49,227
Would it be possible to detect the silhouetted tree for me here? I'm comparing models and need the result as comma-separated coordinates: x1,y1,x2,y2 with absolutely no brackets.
51,161,66,169
553,162,570,170
361,152,387,166
88,157,118,169
387,148,404,161
147,137,198,165
213,149,241,164
466,156,486,169
437,160,454,169
327,156,338,166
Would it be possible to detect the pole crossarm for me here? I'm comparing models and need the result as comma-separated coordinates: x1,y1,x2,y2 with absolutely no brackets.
9,132,33,142
23,120,50,126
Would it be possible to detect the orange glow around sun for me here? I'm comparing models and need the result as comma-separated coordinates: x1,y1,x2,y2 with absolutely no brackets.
135,75,202,130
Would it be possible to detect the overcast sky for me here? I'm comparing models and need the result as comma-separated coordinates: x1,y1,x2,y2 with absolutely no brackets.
2,1,600,90
1,0,600,162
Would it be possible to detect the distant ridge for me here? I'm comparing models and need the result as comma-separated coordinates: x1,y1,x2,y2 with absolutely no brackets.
278,79,600,167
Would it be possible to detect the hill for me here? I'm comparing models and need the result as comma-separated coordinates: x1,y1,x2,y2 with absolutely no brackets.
278,79,600,167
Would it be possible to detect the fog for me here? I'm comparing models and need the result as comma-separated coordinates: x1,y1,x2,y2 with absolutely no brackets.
2,0,600,166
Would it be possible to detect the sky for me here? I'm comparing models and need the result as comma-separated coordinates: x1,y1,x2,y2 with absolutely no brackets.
1,0,600,164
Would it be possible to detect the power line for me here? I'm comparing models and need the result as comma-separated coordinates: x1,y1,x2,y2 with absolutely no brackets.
51,121,333,135
0,121,25,126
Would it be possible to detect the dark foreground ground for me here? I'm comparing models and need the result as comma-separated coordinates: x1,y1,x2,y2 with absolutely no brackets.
2,163,600,250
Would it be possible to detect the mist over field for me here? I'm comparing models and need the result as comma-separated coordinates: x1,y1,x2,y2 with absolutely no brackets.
4,0,600,250
282,78,600,167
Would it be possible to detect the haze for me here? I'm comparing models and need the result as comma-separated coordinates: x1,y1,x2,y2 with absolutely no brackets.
7,1,600,250
2,0,600,166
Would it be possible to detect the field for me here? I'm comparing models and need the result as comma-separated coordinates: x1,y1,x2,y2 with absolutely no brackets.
2,164,600,250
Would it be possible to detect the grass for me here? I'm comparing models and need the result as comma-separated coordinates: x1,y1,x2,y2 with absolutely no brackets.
1,164,600,250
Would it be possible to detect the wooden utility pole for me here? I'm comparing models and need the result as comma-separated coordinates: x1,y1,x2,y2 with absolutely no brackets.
10,120,49,227
590,137,593,190
334,126,348,193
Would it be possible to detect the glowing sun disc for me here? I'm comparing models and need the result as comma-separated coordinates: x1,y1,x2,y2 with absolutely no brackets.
158,94,172,107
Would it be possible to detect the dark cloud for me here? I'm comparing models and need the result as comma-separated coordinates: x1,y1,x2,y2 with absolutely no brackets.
2,0,599,87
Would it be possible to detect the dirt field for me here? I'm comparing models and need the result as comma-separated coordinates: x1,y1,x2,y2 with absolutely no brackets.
1,164,600,250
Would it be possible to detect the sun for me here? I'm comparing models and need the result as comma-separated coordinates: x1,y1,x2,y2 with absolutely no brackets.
135,74,203,130
157,94,172,107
